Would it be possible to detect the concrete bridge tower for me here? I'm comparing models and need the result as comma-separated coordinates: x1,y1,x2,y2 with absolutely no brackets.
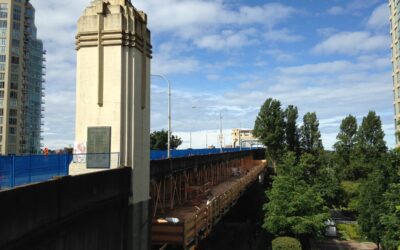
75,0,152,249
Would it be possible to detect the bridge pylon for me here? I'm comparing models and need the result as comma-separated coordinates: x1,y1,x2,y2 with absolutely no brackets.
74,1,152,249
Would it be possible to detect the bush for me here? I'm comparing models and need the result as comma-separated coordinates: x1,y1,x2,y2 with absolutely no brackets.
272,236,302,250
337,223,364,241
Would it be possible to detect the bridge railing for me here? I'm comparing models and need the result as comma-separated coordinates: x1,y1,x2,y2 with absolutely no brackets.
0,149,264,190
0,154,73,189
150,147,257,160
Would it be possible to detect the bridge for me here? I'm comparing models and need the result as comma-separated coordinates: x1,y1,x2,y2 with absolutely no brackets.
0,149,266,250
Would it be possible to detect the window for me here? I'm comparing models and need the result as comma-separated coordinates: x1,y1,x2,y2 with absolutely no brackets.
12,29,19,39
0,3,7,19
0,81,3,88
0,55,6,62
10,82,17,90
11,46,19,55
8,135,16,143
0,126,2,134
10,91,17,99
11,56,19,64
0,108,3,116
9,109,17,116
11,74,18,82
0,20,7,28
12,39,19,47
9,118,17,125
11,64,18,73
9,127,15,134
12,22,19,30
0,46,5,54
0,90,3,98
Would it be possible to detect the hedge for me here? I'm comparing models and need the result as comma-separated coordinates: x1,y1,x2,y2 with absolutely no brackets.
272,236,302,250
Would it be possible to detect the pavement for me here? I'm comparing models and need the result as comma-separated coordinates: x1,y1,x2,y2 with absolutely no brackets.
311,239,377,250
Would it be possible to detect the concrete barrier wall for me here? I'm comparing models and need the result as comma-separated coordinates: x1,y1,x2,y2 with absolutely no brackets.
0,167,131,250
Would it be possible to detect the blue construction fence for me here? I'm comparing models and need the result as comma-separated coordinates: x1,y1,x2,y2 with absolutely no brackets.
0,154,73,190
150,148,254,160
0,148,257,190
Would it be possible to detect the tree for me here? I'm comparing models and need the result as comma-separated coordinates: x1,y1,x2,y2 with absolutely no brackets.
284,105,300,156
254,98,286,167
356,111,387,161
358,168,386,249
334,115,358,180
300,112,323,154
357,151,399,249
263,174,328,237
380,184,400,250
150,130,182,150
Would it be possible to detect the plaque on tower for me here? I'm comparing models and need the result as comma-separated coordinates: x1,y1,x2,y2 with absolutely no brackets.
87,127,111,168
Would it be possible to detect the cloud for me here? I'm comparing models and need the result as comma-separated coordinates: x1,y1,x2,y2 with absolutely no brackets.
264,29,303,43
326,0,382,16
135,0,298,50
313,31,390,55
264,49,295,62
367,3,390,30
195,28,259,50
327,6,345,15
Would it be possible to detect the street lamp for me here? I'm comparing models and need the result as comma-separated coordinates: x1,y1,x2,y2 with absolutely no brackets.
152,74,171,159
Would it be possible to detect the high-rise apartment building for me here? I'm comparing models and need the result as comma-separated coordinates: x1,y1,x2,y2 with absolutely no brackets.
0,0,45,155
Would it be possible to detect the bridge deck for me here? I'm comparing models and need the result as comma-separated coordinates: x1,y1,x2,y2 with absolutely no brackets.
152,161,266,249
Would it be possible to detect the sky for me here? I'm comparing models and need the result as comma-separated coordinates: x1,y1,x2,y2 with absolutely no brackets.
30,0,393,150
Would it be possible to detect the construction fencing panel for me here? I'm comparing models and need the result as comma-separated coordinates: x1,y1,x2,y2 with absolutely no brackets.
150,148,254,160
0,154,73,190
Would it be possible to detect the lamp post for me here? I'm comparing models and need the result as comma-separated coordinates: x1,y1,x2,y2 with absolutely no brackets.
152,74,171,159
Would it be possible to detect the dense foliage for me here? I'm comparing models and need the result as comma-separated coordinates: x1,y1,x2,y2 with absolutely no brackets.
271,236,302,250
253,98,285,167
255,98,400,249
150,130,182,150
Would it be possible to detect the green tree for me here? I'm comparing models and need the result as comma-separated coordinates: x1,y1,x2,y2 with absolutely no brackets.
356,111,387,161
381,184,400,250
263,174,328,237
334,115,358,180
358,168,386,248
300,112,323,154
284,105,300,156
357,151,399,249
254,98,286,168
150,130,182,150
265,152,335,236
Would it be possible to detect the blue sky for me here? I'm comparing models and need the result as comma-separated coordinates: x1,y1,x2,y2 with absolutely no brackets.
30,0,393,149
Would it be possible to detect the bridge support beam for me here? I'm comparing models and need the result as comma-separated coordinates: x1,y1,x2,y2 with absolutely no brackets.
75,1,152,249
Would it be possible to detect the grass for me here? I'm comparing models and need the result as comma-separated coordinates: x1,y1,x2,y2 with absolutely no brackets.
337,223,366,241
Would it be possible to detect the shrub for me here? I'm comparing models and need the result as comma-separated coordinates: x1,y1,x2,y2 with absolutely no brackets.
272,236,302,250
337,223,364,241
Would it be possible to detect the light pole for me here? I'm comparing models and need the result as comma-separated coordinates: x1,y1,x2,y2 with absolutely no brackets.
152,74,171,159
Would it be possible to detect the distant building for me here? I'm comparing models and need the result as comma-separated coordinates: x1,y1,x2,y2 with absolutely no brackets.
0,0,45,155
390,0,400,146
231,129,262,148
